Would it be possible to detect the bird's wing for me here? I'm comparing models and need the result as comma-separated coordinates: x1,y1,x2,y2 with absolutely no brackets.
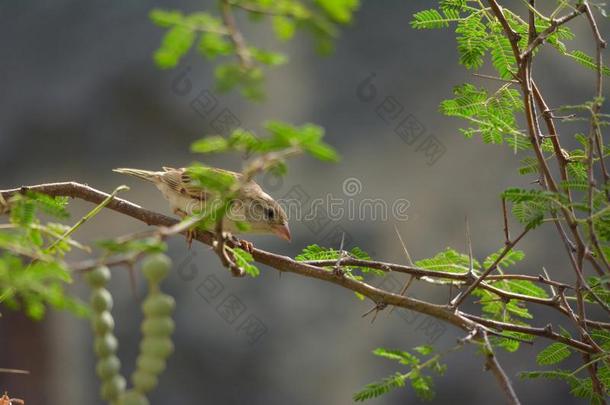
159,167,244,201
159,168,206,201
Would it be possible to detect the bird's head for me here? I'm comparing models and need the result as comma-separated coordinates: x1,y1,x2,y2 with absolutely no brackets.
228,185,291,241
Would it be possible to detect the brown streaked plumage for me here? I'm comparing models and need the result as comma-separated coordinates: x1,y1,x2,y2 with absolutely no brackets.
113,167,291,241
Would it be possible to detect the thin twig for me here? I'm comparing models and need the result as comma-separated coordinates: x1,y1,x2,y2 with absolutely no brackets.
482,331,522,405
450,227,529,308
221,0,253,69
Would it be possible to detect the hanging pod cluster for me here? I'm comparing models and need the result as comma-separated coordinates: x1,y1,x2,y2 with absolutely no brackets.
85,253,176,405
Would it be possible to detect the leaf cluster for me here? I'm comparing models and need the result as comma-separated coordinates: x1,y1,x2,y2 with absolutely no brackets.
353,346,446,402
0,192,88,319
150,0,359,100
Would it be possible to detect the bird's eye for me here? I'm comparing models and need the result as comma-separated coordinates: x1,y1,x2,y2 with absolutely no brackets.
264,208,275,220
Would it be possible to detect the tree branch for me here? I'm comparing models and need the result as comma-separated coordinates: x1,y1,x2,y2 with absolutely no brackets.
0,182,471,331
1,181,603,355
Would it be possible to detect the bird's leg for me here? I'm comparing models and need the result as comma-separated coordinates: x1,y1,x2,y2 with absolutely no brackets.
174,208,194,248
240,240,254,254
228,234,254,254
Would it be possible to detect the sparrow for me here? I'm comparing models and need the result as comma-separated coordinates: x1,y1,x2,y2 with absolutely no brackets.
113,167,291,244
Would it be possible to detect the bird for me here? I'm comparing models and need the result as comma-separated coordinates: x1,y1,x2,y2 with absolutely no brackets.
113,167,291,246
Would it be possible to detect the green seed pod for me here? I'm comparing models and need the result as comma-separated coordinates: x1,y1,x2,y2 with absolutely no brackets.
94,334,118,357
132,370,158,393
136,356,166,374
96,355,121,379
93,311,115,334
91,288,114,312
142,294,175,317
140,337,174,358
141,318,175,337
86,265,111,288
142,253,172,283
100,374,126,402
118,390,150,405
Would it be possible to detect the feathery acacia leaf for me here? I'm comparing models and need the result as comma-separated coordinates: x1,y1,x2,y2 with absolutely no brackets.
455,15,489,69
355,347,445,402
565,50,610,76
415,248,477,273
411,9,461,29
536,343,571,365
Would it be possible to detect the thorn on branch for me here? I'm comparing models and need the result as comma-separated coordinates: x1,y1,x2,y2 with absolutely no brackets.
332,233,348,278
332,266,345,278
361,301,388,323
458,327,479,345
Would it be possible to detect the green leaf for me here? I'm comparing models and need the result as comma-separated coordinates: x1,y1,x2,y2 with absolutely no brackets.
491,331,533,352
273,16,296,41
153,25,196,69
295,244,337,261
411,8,461,29
518,157,541,175
9,198,36,226
356,346,445,401
500,280,548,298
149,9,184,27
511,201,545,229
440,0,467,12
411,374,435,401
483,248,524,269
455,15,489,69
441,83,523,149
191,136,229,153
296,245,383,276
215,63,265,101
353,372,408,401
354,291,366,300
315,0,359,23
505,299,532,319
536,343,571,365
567,162,587,181
414,345,434,356
565,50,610,76
0,253,88,320
519,369,579,385
198,32,233,59
28,192,70,219
584,276,610,305
489,29,516,79
231,247,260,277
303,142,339,162
186,164,237,194
502,188,553,204
519,367,607,403
590,329,610,350
373,348,419,365
503,188,567,229
249,48,288,66
415,247,477,273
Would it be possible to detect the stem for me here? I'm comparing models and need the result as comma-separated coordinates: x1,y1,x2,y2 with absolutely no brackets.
47,185,129,252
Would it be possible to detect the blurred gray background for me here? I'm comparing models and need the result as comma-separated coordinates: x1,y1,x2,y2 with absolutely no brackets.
0,1,608,404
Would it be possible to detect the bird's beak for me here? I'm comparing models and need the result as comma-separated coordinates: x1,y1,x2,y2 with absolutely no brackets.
273,223,291,241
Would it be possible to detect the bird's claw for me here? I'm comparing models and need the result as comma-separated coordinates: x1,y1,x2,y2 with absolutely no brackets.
239,240,254,254
227,234,254,254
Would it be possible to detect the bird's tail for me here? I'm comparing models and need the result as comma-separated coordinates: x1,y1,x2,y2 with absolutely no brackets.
113,168,160,183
